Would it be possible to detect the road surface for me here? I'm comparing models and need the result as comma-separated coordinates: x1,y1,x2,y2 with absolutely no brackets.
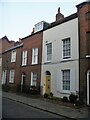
2,97,68,119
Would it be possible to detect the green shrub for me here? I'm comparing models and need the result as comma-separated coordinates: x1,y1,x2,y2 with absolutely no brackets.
50,92,53,97
62,96,68,102
69,94,78,103
44,93,49,98
2,85,10,92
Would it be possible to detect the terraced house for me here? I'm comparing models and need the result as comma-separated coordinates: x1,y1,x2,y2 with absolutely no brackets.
41,10,79,100
41,0,90,105
1,37,23,91
1,0,90,105
0,36,15,87
1,21,49,93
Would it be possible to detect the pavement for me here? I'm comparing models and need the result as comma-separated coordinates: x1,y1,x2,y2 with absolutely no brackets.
2,91,90,119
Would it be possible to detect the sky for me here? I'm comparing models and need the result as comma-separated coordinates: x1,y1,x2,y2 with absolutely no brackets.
0,0,85,41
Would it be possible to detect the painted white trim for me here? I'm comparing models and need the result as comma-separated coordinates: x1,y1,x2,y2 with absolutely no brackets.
86,55,90,58
87,70,90,105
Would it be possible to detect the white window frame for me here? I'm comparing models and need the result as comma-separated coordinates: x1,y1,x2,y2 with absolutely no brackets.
32,48,38,65
2,70,7,84
9,69,15,83
62,70,70,93
62,38,71,59
11,50,16,62
22,50,27,66
31,72,37,86
46,43,52,62
35,22,43,32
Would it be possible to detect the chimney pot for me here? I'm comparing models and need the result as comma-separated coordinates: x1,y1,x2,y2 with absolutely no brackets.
58,7,60,13
31,27,35,34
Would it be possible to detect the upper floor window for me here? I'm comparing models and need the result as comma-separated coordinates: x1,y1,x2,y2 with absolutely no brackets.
22,50,27,66
46,43,52,61
11,50,16,62
32,48,38,65
31,72,37,86
62,38,71,59
9,69,15,83
62,70,70,91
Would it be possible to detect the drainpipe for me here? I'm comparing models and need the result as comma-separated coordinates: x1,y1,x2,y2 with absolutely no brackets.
77,6,81,103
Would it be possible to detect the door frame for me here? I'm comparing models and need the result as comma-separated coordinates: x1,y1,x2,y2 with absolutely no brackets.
21,74,26,85
45,71,51,94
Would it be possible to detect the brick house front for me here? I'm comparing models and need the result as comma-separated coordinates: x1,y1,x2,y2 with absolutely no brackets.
2,40,23,91
1,21,49,93
76,0,90,105
20,31,43,93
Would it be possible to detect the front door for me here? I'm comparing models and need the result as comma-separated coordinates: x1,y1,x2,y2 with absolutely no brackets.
45,75,51,94
21,74,26,85
21,74,26,92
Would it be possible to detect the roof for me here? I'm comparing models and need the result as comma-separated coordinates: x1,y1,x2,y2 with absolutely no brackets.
44,13,77,31
21,12,77,40
2,43,23,54
76,0,90,8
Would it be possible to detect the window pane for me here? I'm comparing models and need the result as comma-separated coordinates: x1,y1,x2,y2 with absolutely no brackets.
22,51,27,66
32,48,38,64
9,70,15,83
11,50,16,62
31,72,37,86
62,70,70,91
2,70,7,84
63,38,71,58
47,43,52,61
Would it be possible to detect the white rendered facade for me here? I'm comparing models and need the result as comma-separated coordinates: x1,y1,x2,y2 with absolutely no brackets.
41,17,79,98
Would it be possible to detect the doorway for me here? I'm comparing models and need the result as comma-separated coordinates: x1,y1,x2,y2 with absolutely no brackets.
21,73,26,85
21,73,26,92
45,71,51,94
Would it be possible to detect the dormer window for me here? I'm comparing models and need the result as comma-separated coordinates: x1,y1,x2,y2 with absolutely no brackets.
34,22,43,32
34,21,50,33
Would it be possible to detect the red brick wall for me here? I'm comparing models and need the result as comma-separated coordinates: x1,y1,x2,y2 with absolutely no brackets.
2,46,22,91
21,32,43,88
78,2,90,103
2,32,43,92
1,37,14,53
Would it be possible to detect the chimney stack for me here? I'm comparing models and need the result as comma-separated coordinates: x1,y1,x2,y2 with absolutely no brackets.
56,7,64,21
31,27,35,34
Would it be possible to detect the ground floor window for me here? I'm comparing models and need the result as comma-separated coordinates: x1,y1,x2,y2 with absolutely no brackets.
31,72,37,86
2,70,7,84
62,70,70,91
9,69,15,83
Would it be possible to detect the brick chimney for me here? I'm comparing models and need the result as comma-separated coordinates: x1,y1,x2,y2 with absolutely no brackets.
56,7,64,21
31,27,35,34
